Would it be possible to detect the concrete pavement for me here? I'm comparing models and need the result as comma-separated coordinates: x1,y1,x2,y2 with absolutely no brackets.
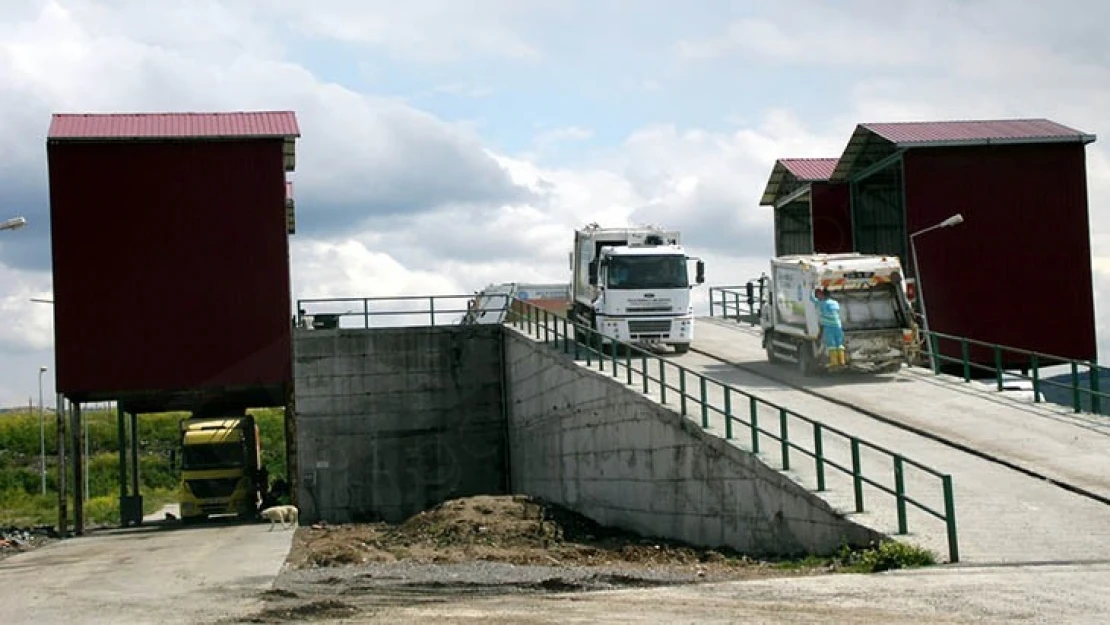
0,516,293,625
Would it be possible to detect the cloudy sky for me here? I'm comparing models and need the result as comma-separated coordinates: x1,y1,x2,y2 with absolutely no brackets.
0,0,1108,406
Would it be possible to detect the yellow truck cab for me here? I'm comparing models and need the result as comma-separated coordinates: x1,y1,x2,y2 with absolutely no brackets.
178,413,262,523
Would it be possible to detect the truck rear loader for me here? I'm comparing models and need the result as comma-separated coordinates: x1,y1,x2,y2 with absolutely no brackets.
760,253,918,375
569,224,704,353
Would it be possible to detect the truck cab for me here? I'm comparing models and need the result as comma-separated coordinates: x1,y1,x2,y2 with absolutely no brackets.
570,225,704,353
177,412,264,523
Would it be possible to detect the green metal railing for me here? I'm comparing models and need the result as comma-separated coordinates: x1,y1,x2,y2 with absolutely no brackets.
708,280,767,327
925,331,1107,415
707,279,1108,416
509,298,960,563
296,294,511,329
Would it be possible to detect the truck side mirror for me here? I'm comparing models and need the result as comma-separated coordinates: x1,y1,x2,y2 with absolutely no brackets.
695,260,705,285
588,260,598,286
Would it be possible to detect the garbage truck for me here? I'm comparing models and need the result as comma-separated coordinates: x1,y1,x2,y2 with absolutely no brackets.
759,253,918,375
177,412,265,523
569,223,704,353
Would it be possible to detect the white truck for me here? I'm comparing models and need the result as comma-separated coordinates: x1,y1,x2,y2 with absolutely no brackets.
759,253,918,375
569,224,704,353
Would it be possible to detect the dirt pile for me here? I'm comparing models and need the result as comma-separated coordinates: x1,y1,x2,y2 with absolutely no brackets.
0,526,56,562
287,495,769,574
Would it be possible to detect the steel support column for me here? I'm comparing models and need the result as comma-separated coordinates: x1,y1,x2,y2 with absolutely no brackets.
71,401,84,535
117,404,127,502
130,411,140,498
56,396,67,537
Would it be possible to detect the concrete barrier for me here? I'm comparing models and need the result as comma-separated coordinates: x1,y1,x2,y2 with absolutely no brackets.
503,330,884,556
293,325,508,523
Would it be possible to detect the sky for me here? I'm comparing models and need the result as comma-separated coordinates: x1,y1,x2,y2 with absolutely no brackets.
0,0,1108,406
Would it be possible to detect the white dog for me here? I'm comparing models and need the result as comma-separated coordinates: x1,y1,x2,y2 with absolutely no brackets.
260,504,299,531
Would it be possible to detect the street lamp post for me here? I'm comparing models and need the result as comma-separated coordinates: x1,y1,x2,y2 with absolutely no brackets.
0,216,27,231
910,213,965,364
39,366,47,495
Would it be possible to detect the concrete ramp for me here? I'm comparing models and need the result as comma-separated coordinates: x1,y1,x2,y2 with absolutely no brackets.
503,328,883,556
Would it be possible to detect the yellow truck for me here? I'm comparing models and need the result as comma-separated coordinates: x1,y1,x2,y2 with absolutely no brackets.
178,413,264,523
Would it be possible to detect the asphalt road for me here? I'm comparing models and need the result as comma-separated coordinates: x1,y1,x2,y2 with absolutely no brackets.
0,506,294,625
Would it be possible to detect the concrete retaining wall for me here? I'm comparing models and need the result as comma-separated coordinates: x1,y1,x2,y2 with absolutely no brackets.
503,330,882,556
293,325,507,523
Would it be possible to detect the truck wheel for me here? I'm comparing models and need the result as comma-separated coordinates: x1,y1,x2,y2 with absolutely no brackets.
673,343,690,354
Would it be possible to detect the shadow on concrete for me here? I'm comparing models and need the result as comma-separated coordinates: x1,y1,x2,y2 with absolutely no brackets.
91,514,265,538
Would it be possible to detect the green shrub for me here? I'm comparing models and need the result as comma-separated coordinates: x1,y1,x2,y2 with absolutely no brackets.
834,540,937,572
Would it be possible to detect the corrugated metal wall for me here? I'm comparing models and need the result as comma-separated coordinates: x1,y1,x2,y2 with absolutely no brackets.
810,182,852,253
47,139,293,404
851,166,906,262
774,200,812,256
903,143,1096,367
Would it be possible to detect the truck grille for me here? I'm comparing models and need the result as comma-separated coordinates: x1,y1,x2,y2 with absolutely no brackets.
187,478,240,499
628,320,672,335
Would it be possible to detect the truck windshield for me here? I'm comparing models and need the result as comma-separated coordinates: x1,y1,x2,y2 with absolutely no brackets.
836,284,908,331
606,255,688,289
182,443,245,470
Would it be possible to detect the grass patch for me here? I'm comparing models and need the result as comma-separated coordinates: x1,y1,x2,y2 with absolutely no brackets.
0,407,286,528
773,540,937,574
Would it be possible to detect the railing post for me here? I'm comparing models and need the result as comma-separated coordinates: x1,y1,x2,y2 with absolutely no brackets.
641,353,649,394
584,330,593,366
1071,361,1081,413
700,378,709,428
851,439,864,513
561,317,569,354
709,290,716,317
1091,363,1102,415
749,397,760,454
943,475,960,563
930,334,941,375
894,456,907,534
626,347,632,385
732,292,741,322
779,408,790,471
1032,354,1041,403
429,296,436,326
724,388,733,439
813,423,825,491
961,339,970,382
543,309,550,344
363,298,370,329
659,360,667,404
679,370,688,416
610,339,619,378
994,346,1003,391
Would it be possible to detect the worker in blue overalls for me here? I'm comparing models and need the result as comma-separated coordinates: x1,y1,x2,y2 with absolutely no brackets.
812,287,846,367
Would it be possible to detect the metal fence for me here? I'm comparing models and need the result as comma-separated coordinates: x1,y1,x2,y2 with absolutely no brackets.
707,278,1107,416
509,298,960,563
296,294,511,329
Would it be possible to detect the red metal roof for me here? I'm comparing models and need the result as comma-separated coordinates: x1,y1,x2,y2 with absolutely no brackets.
861,118,1093,147
779,158,838,181
830,118,1096,181
47,111,300,141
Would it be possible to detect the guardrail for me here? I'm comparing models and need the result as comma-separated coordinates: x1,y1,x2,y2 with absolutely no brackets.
707,279,767,326
296,294,510,329
707,279,1107,416
926,331,1107,415
509,298,960,563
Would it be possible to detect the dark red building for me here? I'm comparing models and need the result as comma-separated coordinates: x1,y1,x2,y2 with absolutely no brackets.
46,111,301,412
760,158,852,256
827,118,1098,371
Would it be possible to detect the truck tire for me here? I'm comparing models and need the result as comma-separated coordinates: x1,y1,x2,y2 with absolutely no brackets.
673,343,690,354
